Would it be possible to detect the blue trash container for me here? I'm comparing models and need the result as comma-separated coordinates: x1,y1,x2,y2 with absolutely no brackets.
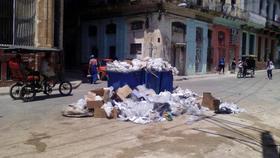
145,71,161,94
160,71,173,93
145,70,173,94
107,70,144,90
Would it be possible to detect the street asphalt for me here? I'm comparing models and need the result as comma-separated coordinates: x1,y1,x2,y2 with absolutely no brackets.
0,69,279,158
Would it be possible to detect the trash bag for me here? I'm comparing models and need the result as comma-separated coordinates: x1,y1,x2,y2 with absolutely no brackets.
153,102,171,116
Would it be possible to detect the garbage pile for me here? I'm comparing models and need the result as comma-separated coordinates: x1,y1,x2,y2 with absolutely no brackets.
62,85,245,124
106,57,179,75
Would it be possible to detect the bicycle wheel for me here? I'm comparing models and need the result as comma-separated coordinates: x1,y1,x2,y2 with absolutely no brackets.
59,81,72,96
9,83,23,100
20,85,36,102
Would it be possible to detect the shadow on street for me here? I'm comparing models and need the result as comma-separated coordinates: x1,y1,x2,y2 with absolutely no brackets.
191,115,279,157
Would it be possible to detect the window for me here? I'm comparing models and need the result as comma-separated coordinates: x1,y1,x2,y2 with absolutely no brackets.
196,27,203,44
106,23,116,34
109,46,116,59
131,21,143,30
258,37,262,62
130,43,142,55
172,22,186,34
273,3,277,21
266,3,270,19
197,0,202,6
0,0,13,45
259,0,263,15
230,29,238,45
54,0,62,48
242,33,247,55
231,0,236,8
218,31,225,46
0,0,36,46
249,35,255,55
88,26,97,36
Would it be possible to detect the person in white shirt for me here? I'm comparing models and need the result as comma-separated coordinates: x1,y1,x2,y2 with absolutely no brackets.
266,60,274,80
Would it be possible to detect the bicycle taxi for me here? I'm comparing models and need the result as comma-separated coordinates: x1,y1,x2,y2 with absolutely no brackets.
8,53,72,102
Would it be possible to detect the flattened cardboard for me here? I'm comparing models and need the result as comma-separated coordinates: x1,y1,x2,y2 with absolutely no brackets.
116,85,132,101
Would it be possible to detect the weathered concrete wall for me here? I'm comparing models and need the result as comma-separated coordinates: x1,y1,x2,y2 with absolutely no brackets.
35,0,55,48
126,16,145,59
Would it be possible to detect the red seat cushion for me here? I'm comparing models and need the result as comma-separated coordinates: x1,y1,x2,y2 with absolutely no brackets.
27,76,39,81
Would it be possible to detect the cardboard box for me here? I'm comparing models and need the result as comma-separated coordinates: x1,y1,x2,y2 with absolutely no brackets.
202,92,220,111
86,88,110,118
116,85,132,101
110,107,118,119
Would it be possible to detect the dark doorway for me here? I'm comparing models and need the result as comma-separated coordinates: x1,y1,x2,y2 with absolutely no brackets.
270,40,274,61
249,35,255,55
207,29,213,72
258,37,262,61
264,38,268,61
109,46,116,60
242,32,247,55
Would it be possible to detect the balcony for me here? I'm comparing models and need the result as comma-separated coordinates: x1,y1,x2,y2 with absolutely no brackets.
245,12,266,27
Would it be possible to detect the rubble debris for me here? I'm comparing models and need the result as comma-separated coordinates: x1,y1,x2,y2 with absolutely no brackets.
215,102,246,114
64,86,245,123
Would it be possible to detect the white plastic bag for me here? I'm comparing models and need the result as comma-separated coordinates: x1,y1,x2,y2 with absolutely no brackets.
101,102,113,117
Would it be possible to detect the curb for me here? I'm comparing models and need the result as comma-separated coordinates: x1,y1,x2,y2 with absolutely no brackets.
0,80,82,96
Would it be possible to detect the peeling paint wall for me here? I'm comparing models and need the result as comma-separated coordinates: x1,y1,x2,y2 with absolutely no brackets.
185,19,208,75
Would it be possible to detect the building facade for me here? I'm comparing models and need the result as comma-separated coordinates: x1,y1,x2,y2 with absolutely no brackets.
0,0,63,86
64,0,280,76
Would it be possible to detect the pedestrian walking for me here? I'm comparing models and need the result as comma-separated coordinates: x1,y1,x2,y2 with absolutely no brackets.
219,57,225,74
231,58,236,73
88,54,98,84
266,60,274,80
